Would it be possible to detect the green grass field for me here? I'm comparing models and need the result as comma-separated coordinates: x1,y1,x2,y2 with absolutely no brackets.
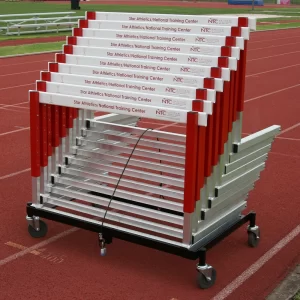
294,291,300,300
0,41,64,56
1,1,300,18
0,1,300,56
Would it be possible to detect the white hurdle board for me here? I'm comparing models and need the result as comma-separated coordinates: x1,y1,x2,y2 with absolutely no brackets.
85,11,257,31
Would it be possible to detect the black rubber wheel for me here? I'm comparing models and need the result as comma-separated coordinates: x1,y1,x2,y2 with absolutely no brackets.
248,231,260,248
28,220,48,238
197,268,217,289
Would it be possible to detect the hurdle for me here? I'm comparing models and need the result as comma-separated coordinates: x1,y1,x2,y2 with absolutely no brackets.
25,12,280,289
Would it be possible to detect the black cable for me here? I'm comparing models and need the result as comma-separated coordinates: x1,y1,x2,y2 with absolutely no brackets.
100,127,152,231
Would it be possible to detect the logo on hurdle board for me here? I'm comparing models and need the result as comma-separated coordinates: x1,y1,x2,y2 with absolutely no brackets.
173,76,184,83
195,37,206,43
208,18,218,24
200,27,211,33
207,18,232,25
162,98,173,105
190,46,203,53
165,87,177,94
188,57,198,63
180,67,191,73
156,109,166,116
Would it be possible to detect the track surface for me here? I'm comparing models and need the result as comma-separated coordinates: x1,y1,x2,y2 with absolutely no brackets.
0,28,300,300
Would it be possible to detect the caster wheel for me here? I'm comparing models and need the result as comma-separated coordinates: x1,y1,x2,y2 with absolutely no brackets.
197,268,217,289
28,220,48,238
248,231,260,248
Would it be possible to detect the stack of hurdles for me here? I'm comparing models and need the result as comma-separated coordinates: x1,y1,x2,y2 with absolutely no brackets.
28,12,281,253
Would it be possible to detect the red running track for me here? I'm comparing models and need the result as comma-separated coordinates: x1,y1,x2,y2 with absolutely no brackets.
0,28,300,300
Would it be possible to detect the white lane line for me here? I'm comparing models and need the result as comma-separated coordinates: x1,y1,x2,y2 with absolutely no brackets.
0,168,30,181
155,121,179,131
245,84,300,103
250,35,300,44
278,122,300,136
1,101,29,108
0,107,29,114
249,42,300,52
0,127,29,137
1,104,29,110
247,64,300,77
248,51,300,61
0,228,78,267
270,152,300,159
212,225,300,300
0,83,34,91
0,59,50,67
0,70,42,77
275,137,300,141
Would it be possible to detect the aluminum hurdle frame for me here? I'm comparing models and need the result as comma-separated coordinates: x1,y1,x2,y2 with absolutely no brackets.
25,12,281,289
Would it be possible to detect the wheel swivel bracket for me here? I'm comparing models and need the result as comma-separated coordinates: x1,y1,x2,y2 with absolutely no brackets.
99,233,107,256
26,215,40,231
196,264,213,281
247,225,260,239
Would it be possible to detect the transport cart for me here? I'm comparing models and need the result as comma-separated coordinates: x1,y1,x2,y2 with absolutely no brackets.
26,12,280,289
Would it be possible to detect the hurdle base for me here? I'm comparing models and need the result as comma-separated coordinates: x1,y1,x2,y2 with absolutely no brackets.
26,202,258,260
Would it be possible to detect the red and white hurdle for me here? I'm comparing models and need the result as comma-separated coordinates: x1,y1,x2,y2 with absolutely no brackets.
25,12,280,289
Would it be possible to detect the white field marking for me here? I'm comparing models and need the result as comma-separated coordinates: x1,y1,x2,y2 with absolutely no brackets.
1,101,29,108
246,64,300,77
1,102,29,110
0,70,42,77
0,127,30,137
278,122,300,136
155,121,180,131
249,42,300,52
250,36,300,44
269,152,300,159
2,103,29,110
5,241,66,264
0,83,34,91
0,228,78,267
248,51,300,61
5,241,40,255
0,59,49,67
0,107,29,114
242,128,300,140
0,168,30,181
212,225,300,300
275,137,300,141
245,84,300,103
